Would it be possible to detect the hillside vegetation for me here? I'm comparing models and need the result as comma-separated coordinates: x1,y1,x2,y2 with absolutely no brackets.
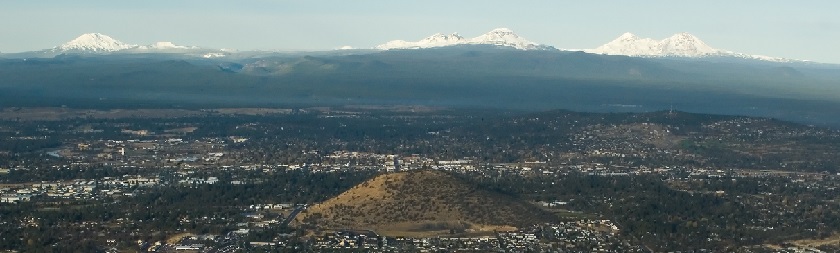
297,170,557,237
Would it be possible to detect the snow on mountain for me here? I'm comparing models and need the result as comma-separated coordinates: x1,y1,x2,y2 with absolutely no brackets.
733,53,792,62
588,32,800,62
137,41,198,50
375,28,553,50
52,33,199,53
590,32,660,56
420,33,467,46
202,52,227,59
375,33,466,50
657,32,719,56
39,31,804,63
54,33,136,52
467,28,554,50
588,32,720,57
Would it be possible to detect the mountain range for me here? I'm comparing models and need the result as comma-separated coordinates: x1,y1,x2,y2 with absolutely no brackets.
4,28,808,63
375,28,555,51
1,28,839,126
51,33,200,53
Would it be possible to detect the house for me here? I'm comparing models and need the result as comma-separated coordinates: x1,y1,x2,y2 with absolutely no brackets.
174,244,203,250
1,194,32,203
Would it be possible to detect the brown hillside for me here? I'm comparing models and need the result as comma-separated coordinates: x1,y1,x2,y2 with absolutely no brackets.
297,170,556,237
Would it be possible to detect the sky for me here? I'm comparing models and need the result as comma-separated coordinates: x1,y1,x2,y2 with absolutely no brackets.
1,0,839,63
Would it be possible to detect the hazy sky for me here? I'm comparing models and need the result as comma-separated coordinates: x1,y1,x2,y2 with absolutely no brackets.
2,0,839,63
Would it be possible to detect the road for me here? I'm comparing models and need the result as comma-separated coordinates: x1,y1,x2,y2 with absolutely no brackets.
282,205,305,227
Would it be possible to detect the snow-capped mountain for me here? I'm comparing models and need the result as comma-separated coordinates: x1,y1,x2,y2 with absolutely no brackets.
137,41,198,50
51,33,199,53
590,32,662,56
375,33,466,50
375,28,554,50
657,32,718,56
54,33,137,52
588,32,798,62
19,31,808,63
588,32,720,57
467,28,554,50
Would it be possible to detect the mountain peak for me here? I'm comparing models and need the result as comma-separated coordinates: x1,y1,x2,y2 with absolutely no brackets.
658,32,718,56
476,27,520,40
55,33,136,52
488,27,516,34
589,32,719,57
668,32,699,40
418,32,466,44
618,32,639,40
588,32,802,62
74,33,111,41
591,32,660,56
375,32,466,50
376,28,553,51
468,28,554,50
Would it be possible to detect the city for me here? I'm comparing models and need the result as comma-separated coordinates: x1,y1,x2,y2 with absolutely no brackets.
2,107,840,252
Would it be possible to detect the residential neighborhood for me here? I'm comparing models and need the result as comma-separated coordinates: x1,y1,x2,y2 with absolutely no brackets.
2,108,840,252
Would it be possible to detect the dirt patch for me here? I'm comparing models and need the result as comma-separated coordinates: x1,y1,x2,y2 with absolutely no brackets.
791,233,840,248
166,233,196,245
299,170,558,238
